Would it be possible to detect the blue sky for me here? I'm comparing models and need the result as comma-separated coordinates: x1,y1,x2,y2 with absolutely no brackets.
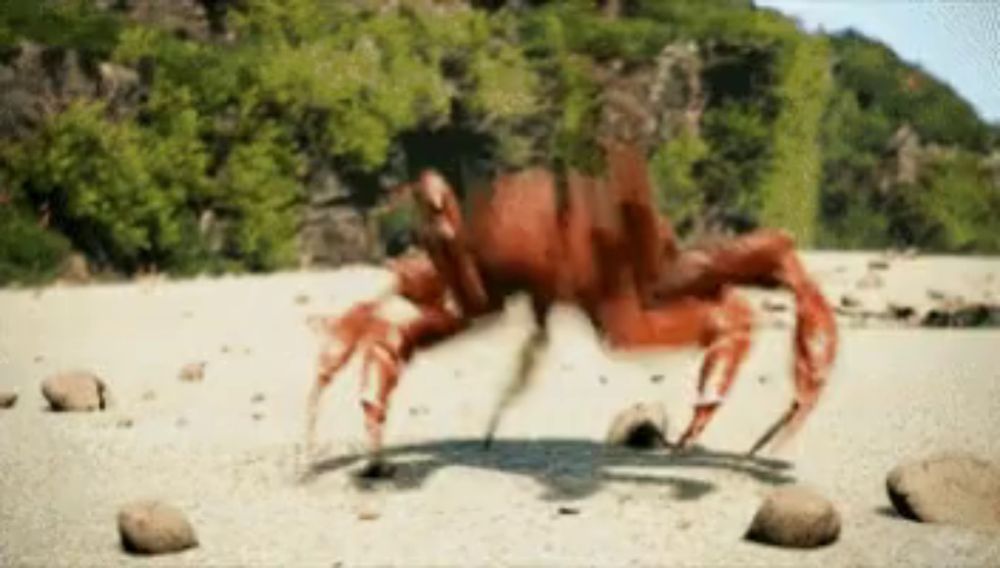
755,1,1000,123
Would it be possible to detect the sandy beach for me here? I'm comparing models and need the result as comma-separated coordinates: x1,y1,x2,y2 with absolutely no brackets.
2,251,999,566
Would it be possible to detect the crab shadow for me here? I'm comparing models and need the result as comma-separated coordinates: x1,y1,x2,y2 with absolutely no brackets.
306,438,795,503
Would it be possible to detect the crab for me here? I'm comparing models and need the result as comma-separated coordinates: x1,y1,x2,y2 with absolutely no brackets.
305,142,837,468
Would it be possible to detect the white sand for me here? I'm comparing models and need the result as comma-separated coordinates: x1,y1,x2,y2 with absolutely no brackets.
1,252,999,566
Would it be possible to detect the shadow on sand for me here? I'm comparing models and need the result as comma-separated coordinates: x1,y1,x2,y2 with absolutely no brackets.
305,438,796,502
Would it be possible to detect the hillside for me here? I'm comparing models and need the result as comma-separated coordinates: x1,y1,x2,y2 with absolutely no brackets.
1,0,997,285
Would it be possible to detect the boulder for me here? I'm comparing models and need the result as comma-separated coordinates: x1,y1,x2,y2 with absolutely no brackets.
606,402,669,450
0,390,17,409
41,371,108,412
745,485,840,548
886,452,1000,530
118,500,198,555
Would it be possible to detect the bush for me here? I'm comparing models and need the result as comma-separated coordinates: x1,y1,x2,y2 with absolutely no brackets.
0,207,71,285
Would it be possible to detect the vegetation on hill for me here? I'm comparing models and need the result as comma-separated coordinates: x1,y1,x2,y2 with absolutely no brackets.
0,0,997,285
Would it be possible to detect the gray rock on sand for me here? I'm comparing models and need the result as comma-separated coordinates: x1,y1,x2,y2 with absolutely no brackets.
118,500,198,555
41,371,108,412
886,452,1000,530
745,485,841,548
606,402,669,450
0,390,17,409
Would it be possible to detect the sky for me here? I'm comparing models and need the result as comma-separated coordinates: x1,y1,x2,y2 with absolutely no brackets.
755,1,1000,124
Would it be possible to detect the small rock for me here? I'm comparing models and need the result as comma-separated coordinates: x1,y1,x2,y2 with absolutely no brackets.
178,362,206,382
887,303,917,321
868,259,891,271
0,391,17,409
33,355,44,363
649,374,665,384
250,392,266,404
294,293,311,305
116,417,134,429
761,298,788,312
745,485,840,548
921,303,1000,328
357,509,380,521
606,402,669,450
41,371,108,412
60,253,91,284
840,294,862,309
557,506,580,515
118,500,198,555
927,289,948,301
598,375,608,385
886,452,1000,530
220,345,231,354
251,412,264,421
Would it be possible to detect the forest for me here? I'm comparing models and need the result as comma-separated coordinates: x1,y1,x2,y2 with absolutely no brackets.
1,0,998,284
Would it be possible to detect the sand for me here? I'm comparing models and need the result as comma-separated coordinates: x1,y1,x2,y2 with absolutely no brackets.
1,251,999,566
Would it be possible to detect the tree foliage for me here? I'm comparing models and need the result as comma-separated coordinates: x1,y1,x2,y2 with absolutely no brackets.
0,0,997,285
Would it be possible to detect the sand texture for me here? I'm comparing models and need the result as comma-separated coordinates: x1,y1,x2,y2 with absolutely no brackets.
2,252,999,566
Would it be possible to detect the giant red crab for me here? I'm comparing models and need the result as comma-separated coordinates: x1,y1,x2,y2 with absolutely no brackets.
305,142,837,468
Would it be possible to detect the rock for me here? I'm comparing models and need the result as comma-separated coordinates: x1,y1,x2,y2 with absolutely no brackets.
868,259,891,271
0,391,17,409
745,485,840,548
294,293,310,305
41,371,108,412
921,303,1000,328
116,417,134,429
178,362,206,382
606,402,669,450
927,289,949,301
117,500,198,555
887,303,917,321
886,452,1000,530
761,298,788,312
840,294,862,309
557,506,580,515
250,392,265,403
60,253,91,284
